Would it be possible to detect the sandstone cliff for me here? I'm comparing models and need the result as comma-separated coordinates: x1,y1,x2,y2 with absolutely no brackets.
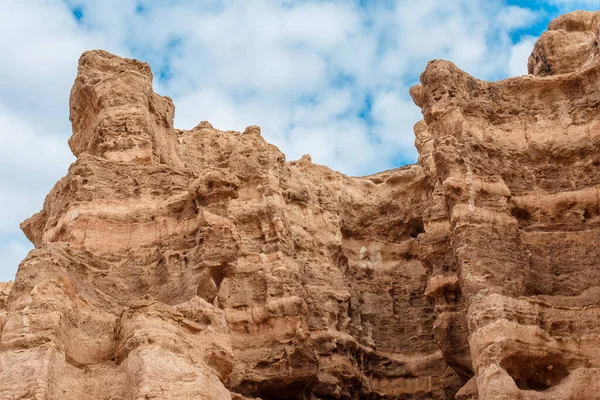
2,10,600,400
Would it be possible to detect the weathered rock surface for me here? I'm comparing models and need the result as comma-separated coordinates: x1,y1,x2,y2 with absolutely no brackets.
2,10,600,400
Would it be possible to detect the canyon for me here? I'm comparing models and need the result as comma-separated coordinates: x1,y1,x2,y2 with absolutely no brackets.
2,10,600,400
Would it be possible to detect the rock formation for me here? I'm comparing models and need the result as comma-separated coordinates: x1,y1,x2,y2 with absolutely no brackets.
2,10,600,400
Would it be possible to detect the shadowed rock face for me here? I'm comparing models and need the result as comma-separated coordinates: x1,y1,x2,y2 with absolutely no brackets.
2,10,600,400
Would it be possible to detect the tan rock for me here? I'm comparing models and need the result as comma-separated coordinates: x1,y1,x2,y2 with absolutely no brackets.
528,11,600,76
3,10,600,399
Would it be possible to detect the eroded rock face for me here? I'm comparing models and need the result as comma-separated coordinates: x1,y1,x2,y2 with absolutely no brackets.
2,11,600,400
528,11,600,76
413,10,600,400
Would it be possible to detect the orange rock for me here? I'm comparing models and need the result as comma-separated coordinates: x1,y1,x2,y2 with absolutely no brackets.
3,11,600,400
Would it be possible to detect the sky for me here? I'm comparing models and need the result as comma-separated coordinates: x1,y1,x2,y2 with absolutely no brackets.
0,0,599,281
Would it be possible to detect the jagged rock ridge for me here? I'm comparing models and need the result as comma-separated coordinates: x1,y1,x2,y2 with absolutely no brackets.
2,10,600,400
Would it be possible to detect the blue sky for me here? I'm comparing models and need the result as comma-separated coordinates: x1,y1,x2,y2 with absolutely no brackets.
0,0,598,281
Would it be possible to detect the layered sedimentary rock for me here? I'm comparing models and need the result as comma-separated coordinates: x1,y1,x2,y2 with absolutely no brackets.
2,10,600,400
412,10,600,399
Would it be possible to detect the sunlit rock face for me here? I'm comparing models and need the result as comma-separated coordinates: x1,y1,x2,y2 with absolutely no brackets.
2,10,600,400
413,9,600,400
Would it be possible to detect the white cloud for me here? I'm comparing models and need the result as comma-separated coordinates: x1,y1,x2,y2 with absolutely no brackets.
371,91,422,160
0,108,73,179
548,0,600,3
0,0,581,280
496,6,539,31
0,238,31,282
0,0,113,134
545,0,600,11
0,107,74,278
509,36,538,77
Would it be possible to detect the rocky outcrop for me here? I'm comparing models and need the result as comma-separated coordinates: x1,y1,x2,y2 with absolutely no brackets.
2,10,600,400
528,11,600,76
413,10,600,399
